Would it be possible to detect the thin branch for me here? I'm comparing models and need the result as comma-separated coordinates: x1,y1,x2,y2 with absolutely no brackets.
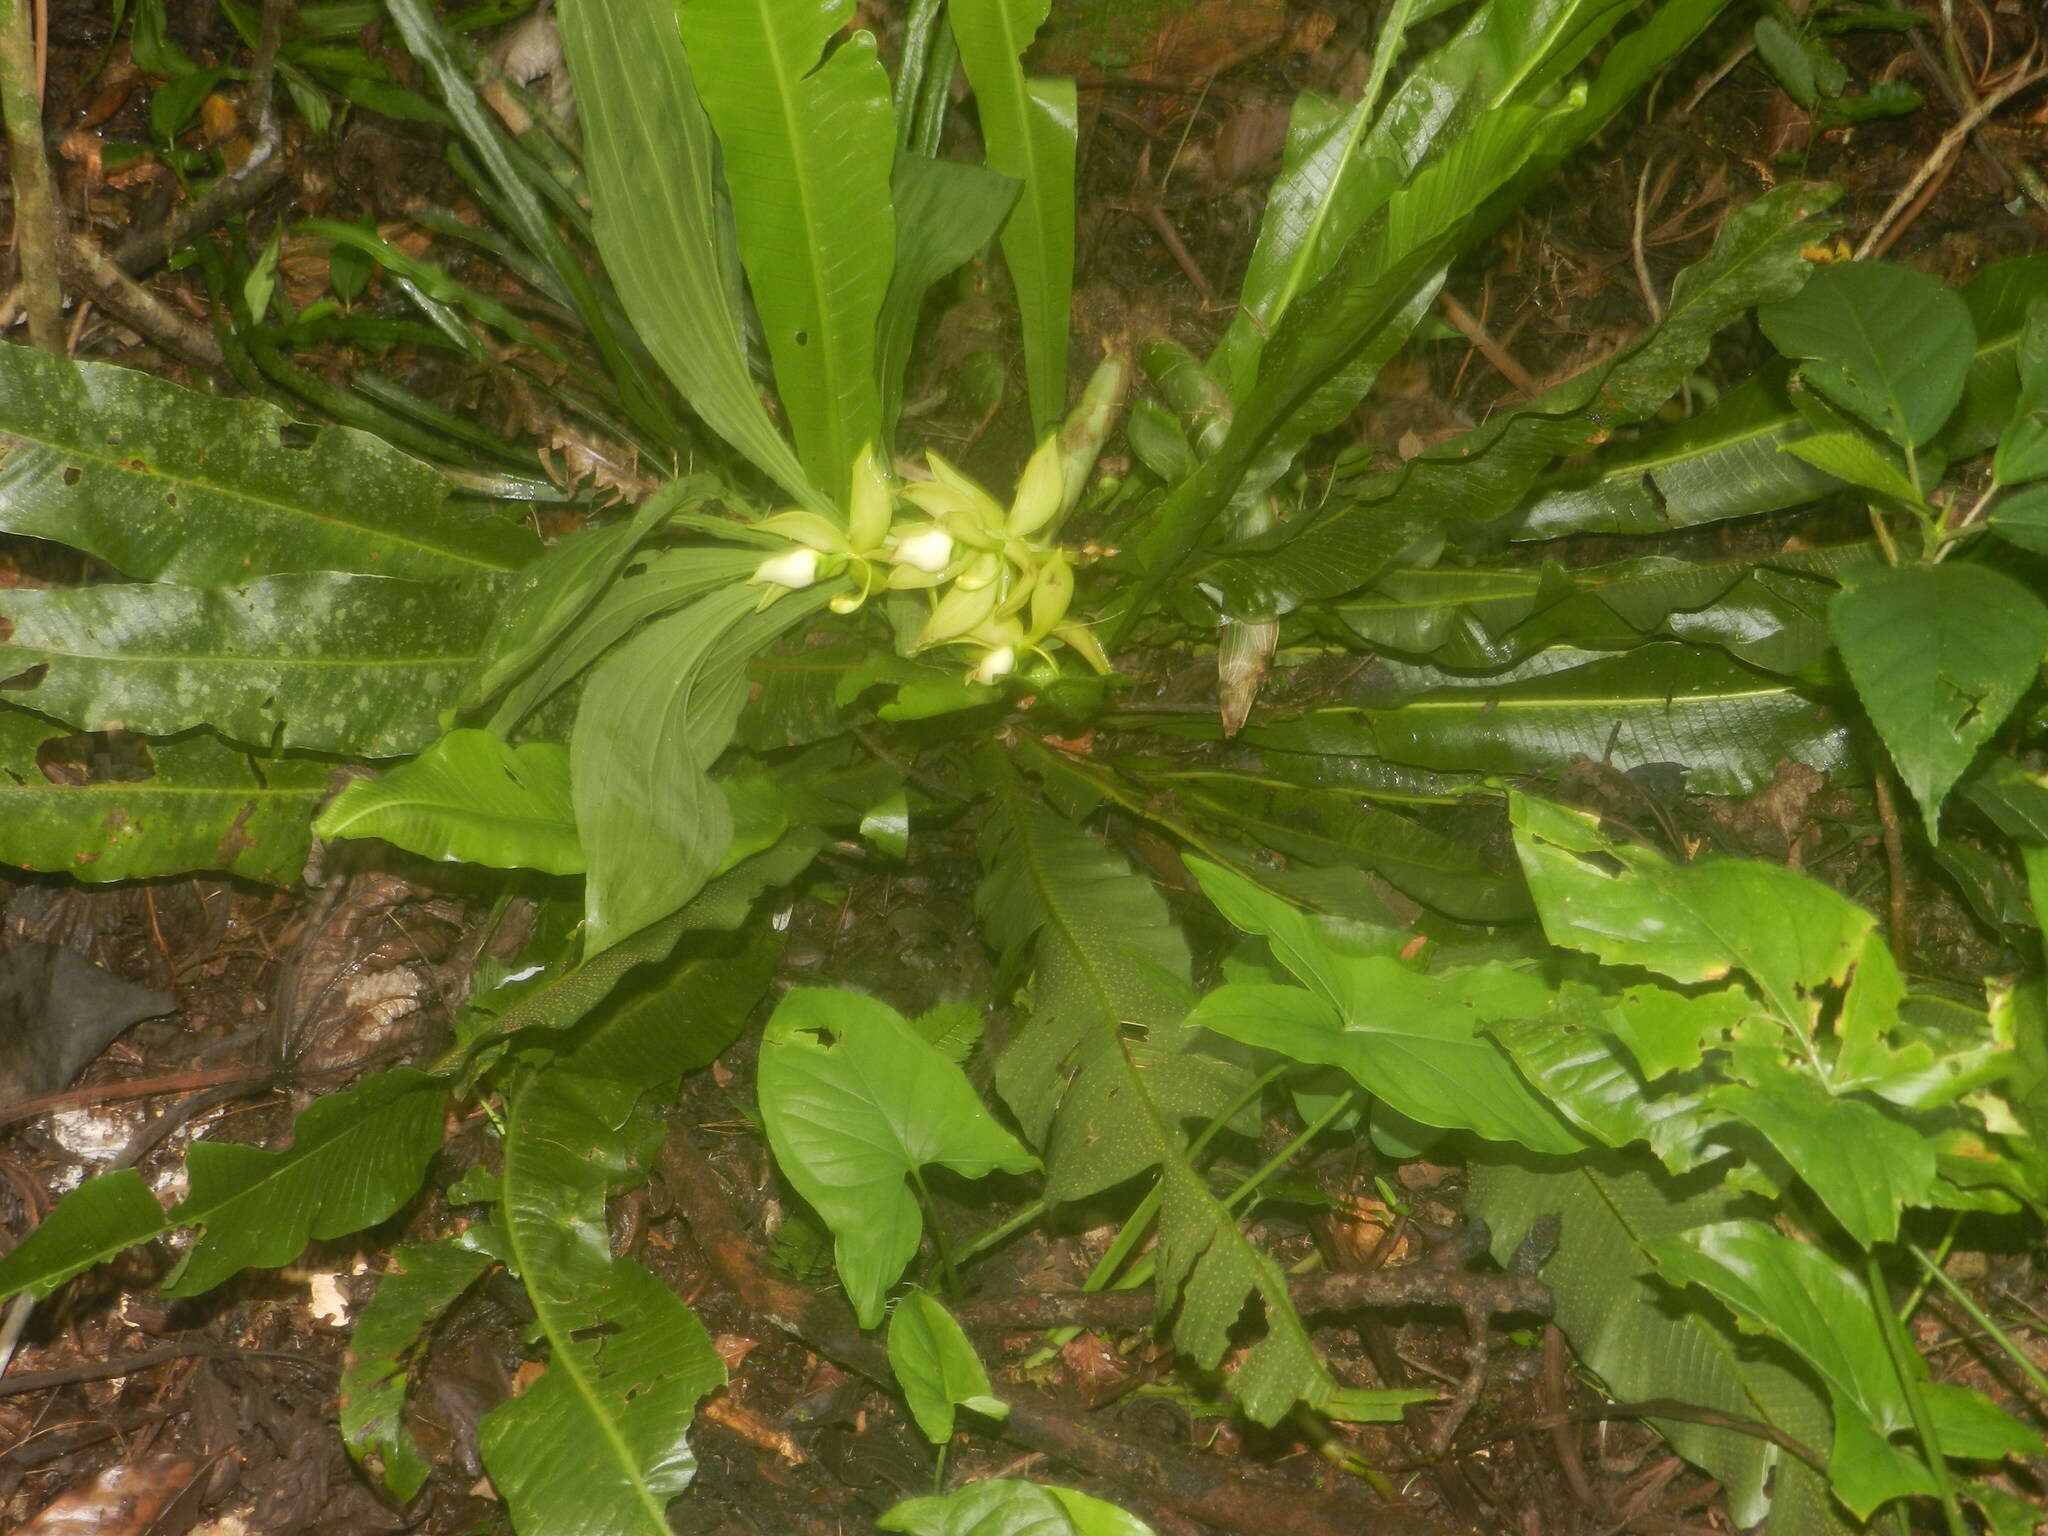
1855,61,2048,259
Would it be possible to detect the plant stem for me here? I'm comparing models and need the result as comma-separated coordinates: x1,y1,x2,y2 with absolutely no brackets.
1909,1244,2048,1405
0,0,63,350
1864,1249,1967,1536
911,1165,962,1297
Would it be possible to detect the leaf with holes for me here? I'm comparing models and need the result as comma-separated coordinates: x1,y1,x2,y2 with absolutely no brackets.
0,346,535,585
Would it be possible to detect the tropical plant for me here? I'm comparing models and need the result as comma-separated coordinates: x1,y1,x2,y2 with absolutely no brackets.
0,0,2044,1531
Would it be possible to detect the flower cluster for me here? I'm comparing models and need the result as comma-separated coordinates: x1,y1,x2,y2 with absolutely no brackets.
749,440,1106,684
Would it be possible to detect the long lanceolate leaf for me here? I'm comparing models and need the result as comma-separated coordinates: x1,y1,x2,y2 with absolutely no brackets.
950,0,1075,433
0,573,495,757
479,1069,726,1536
0,347,536,585
0,1069,447,1304
572,585,831,954
675,0,896,492
555,0,821,505
0,707,327,884
975,757,1336,1425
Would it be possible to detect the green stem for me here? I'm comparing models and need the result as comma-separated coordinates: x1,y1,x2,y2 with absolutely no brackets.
1909,1244,2048,1404
1864,1249,1966,1536
911,1166,961,1298
948,1197,1050,1270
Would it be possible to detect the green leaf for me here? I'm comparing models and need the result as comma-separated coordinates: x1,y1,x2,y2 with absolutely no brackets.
572,586,819,954
565,927,781,1089
887,1288,1008,1443
1779,429,1924,505
479,1068,727,1536
675,0,895,490
975,759,1336,1424
340,1238,494,1502
462,485,689,714
1522,251,2048,540
950,0,1074,432
880,1479,1156,1536
0,1167,166,1304
757,988,1038,1327
0,573,495,757
1650,1220,2038,1518
1709,1059,1934,1245
315,729,580,872
1247,644,1848,798
1992,297,2048,485
1186,860,1581,1153
0,709,326,884
1470,1155,1846,1533
1829,563,2048,828
1510,792,1875,1021
878,154,1019,438
0,347,535,584
1752,16,1817,105
1758,261,1975,448
163,1068,448,1296
556,0,821,504
1202,180,1835,612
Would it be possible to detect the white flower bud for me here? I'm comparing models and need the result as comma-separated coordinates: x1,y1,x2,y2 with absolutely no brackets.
752,546,819,590
969,645,1016,686
892,525,955,574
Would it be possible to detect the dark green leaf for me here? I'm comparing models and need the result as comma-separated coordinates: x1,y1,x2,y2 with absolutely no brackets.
0,347,535,584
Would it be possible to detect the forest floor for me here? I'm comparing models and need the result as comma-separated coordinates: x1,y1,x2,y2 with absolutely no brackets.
0,1,2044,1533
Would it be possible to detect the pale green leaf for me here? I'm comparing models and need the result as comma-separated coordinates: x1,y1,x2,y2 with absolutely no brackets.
316,730,581,873
757,988,1038,1328
1829,563,2048,828
1779,430,1924,505
0,573,494,757
0,346,535,585
557,0,821,505
951,0,1074,432
1758,261,1975,447
887,1288,1008,1443
676,0,895,489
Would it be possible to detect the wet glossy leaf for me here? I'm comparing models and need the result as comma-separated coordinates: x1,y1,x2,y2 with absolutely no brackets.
0,573,495,757
0,1166,166,1303
1829,563,2048,828
757,987,1038,1327
677,0,895,488
1758,261,1974,447
0,347,535,585
887,1288,1008,1443
315,730,581,874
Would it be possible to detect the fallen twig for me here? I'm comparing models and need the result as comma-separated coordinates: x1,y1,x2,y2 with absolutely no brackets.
1855,60,2048,259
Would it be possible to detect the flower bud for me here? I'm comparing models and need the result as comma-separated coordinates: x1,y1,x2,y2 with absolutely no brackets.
891,525,954,574
752,546,819,590
969,645,1016,686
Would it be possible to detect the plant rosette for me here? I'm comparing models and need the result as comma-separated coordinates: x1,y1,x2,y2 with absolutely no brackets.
749,438,1110,684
